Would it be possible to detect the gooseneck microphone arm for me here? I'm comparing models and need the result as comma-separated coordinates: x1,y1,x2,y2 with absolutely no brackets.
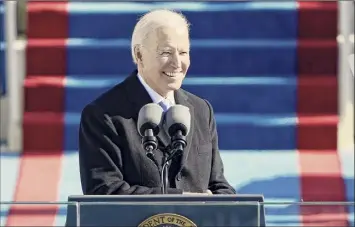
160,130,187,194
161,146,182,194
161,157,169,194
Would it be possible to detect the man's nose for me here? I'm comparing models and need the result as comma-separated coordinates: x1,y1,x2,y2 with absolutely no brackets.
171,52,182,68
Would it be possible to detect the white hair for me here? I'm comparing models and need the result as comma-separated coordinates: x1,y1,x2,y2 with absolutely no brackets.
131,9,190,64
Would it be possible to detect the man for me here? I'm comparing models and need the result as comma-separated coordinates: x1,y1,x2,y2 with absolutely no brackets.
79,9,236,195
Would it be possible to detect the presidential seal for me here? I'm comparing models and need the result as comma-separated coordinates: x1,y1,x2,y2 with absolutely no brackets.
138,213,197,227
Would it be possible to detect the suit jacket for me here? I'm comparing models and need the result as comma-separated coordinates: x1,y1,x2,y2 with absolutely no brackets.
79,70,236,195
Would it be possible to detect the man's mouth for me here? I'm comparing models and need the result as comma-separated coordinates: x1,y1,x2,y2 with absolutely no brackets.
163,72,182,78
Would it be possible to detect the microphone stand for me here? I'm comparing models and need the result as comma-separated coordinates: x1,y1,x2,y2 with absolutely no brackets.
161,156,169,194
142,129,186,194
161,131,186,194
161,147,181,194
142,131,173,194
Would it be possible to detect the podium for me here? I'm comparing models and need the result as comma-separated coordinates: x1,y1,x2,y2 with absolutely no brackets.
65,194,266,227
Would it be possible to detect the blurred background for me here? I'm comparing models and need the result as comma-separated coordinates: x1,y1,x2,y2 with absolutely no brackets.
0,0,354,226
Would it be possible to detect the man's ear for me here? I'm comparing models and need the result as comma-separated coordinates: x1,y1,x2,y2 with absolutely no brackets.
134,45,143,66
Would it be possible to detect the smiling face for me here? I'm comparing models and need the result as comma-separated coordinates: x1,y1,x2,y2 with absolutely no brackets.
136,25,190,98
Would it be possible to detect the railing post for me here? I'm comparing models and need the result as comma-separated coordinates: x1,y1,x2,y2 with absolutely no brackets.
5,0,22,152
337,1,354,150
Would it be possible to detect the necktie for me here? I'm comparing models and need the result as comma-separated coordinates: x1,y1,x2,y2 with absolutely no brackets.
158,100,171,146
159,99,170,112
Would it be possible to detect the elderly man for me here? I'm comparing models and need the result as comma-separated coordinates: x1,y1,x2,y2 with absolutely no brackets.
79,9,236,195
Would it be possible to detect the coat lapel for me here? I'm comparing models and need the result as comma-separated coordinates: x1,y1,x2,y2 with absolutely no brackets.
174,89,194,172
157,123,170,149
124,70,153,121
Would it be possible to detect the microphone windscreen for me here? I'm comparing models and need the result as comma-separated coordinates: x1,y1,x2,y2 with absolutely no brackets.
165,104,191,136
137,103,164,136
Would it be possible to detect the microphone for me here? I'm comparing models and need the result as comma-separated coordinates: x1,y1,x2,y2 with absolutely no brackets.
165,104,191,154
137,103,164,159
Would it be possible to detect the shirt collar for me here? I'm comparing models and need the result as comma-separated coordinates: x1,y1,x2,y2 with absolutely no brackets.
137,73,175,105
